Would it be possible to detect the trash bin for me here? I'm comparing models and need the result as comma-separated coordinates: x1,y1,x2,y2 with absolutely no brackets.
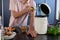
34,3,51,34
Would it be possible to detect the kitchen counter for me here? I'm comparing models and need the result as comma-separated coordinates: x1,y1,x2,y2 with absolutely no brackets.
8,33,60,40
3,27,60,40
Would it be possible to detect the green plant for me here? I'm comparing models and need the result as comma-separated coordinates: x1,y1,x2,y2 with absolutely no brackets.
47,25,60,35
58,28,60,34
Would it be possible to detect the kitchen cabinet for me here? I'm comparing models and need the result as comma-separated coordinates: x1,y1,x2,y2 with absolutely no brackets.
3,0,10,26
46,0,56,25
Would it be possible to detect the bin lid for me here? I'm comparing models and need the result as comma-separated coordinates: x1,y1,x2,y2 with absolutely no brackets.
40,3,51,15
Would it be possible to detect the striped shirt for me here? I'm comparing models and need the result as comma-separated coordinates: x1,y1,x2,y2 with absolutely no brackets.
9,0,36,27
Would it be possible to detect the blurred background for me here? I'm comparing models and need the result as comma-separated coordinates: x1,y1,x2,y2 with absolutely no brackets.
3,0,60,27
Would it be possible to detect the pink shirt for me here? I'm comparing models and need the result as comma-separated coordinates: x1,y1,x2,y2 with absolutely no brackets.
9,0,36,27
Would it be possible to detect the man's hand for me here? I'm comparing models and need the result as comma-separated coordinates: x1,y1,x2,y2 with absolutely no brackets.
25,5,31,12
27,26,37,37
25,5,34,13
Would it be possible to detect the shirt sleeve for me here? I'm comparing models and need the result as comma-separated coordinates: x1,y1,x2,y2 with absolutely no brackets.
29,0,36,16
33,1,36,16
9,0,18,12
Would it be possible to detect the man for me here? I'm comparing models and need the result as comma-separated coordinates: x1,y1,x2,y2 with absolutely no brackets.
9,0,37,37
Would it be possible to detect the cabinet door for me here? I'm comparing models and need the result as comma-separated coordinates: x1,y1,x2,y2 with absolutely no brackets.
34,0,56,24
0,0,2,16
3,0,10,26
46,0,56,25
27,0,46,25
34,0,46,3
34,0,46,16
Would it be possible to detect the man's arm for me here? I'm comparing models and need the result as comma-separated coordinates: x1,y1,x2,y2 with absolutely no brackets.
27,0,37,37
27,11,37,37
11,8,29,18
29,11,34,30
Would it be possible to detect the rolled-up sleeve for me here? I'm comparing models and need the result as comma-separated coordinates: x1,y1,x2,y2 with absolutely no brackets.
9,0,16,26
29,0,36,16
33,1,36,16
